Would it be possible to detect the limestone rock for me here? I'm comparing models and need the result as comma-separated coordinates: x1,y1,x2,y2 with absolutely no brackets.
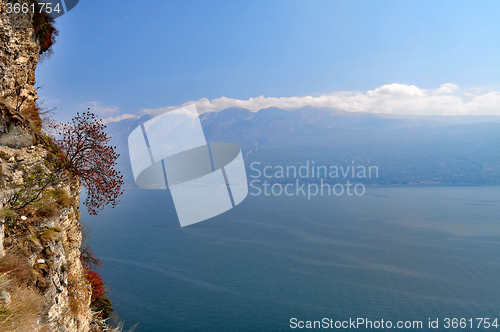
0,145,93,332
0,290,10,306
0,2,94,330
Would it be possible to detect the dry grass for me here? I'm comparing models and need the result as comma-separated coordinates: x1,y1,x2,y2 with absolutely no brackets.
0,251,48,293
89,311,137,332
0,281,46,332
11,200,59,226
0,252,48,332
36,202,59,218
39,228,60,243
48,189,74,208
24,236,42,250
0,253,34,286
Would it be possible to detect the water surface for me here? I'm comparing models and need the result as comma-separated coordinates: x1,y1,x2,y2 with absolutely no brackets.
82,186,500,331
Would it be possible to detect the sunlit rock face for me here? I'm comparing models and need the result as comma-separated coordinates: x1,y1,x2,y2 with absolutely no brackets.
0,2,40,116
0,2,93,331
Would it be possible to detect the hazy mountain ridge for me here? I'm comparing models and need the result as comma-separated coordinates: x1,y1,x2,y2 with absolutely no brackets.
106,107,500,186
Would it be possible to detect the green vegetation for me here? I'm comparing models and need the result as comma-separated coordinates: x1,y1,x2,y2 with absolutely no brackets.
31,0,58,56
48,188,74,208
92,296,114,320
0,209,16,226
39,228,60,243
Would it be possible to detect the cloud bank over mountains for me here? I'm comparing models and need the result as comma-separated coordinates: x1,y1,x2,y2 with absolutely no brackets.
101,83,500,123
82,101,140,124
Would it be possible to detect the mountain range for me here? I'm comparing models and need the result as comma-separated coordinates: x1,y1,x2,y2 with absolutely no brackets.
105,107,500,187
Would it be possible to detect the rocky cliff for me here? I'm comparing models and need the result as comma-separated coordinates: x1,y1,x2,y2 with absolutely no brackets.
0,1,94,331
0,145,92,332
0,0,43,129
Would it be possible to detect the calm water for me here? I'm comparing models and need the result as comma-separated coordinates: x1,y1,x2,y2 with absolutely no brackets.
82,186,500,331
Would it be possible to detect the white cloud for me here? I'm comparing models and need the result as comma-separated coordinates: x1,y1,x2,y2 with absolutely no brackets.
85,101,121,115
467,92,500,115
433,83,459,95
102,113,139,124
139,83,500,117
82,101,139,124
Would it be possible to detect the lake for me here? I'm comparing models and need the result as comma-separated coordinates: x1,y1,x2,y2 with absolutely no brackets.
82,186,500,331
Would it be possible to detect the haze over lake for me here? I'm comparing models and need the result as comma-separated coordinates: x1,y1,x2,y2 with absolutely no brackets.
83,186,500,331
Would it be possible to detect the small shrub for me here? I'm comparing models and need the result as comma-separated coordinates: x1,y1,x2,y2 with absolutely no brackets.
24,103,43,130
32,1,58,56
39,229,59,243
90,312,137,332
24,236,42,251
0,209,14,218
7,164,62,211
80,248,102,271
85,270,105,302
91,296,113,320
48,189,74,208
36,202,58,218
0,209,16,226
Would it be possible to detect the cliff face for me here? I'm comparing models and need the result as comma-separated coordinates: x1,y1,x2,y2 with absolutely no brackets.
0,0,40,124
0,2,93,331
0,145,92,332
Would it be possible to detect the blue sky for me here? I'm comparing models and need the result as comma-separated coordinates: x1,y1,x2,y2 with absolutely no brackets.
36,0,500,122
